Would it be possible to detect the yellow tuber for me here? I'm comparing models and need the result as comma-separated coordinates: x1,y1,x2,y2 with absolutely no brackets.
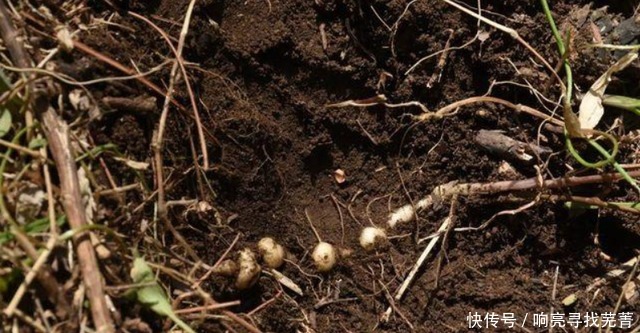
312,242,337,272
257,237,285,269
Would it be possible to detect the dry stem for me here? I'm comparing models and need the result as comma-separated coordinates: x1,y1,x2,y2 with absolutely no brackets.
152,1,202,262
173,300,241,315
0,3,115,331
417,95,565,127
129,11,209,170
389,170,640,227
395,197,456,301
42,111,115,333
381,198,457,322
0,1,72,323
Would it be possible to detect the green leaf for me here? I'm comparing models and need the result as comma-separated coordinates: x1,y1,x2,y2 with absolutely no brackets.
28,137,47,150
130,257,196,333
25,216,67,235
0,216,67,246
0,109,11,138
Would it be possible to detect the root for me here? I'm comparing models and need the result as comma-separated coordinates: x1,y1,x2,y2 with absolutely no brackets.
388,169,640,228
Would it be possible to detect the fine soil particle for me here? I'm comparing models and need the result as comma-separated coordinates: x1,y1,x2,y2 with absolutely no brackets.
47,0,640,331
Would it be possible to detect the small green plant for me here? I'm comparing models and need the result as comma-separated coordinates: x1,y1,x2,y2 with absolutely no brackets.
130,256,196,333
603,94,640,116
0,216,66,245
540,0,640,193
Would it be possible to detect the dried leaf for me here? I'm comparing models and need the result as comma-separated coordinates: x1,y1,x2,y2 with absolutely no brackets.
68,89,91,112
477,30,491,42
15,183,45,224
270,269,303,296
579,52,638,129
623,281,638,304
497,161,517,176
564,108,584,138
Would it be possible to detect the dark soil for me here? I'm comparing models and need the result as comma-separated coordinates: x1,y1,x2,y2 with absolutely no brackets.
29,0,640,331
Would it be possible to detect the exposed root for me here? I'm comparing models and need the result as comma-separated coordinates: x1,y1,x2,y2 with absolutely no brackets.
389,169,640,228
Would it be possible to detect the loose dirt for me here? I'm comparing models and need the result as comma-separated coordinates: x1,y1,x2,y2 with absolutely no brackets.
25,0,640,331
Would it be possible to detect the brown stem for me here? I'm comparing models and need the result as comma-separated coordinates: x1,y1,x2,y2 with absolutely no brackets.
42,111,115,333
423,96,565,127
390,169,640,226
457,169,640,196
541,194,640,214
0,0,71,321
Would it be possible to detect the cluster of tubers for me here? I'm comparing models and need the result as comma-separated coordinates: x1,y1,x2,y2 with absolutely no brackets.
214,225,389,291
213,237,285,290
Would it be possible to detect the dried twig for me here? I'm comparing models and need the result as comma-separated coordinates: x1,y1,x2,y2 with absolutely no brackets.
0,137,42,158
147,261,262,333
389,169,640,228
152,0,201,262
416,96,565,127
5,306,46,332
381,197,457,322
129,11,209,170
606,259,640,333
0,2,114,331
3,236,58,317
396,196,456,300
587,255,640,292
22,13,214,134
441,0,565,90
193,233,240,288
42,111,115,333
173,301,241,315
248,289,283,316
102,95,156,113
73,40,186,112
427,29,455,88
540,194,640,214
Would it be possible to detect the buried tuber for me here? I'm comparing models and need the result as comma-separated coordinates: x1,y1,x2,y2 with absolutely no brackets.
208,253,259,290
312,241,337,272
257,237,285,269
359,226,387,251
211,259,238,277
305,208,339,272
235,248,261,290
211,238,286,291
